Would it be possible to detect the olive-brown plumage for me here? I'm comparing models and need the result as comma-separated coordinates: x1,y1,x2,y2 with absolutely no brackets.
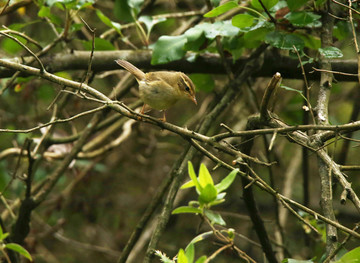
115,59,197,121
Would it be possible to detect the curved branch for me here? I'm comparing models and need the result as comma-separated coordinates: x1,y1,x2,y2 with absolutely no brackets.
0,50,359,81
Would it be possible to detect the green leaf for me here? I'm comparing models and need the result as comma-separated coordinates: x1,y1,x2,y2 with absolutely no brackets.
284,11,321,27
265,31,305,50
37,6,62,25
204,1,238,18
334,247,360,263
244,26,272,48
187,161,202,193
5,243,32,261
151,35,187,64
199,184,218,204
185,243,195,263
178,249,188,263
195,256,208,263
83,38,115,51
0,225,9,240
96,10,122,34
138,16,166,35
114,0,144,22
0,34,27,55
184,27,206,51
0,232,9,240
318,46,343,58
186,231,213,248
198,164,214,188
172,206,203,214
280,85,303,95
295,33,321,49
251,0,278,10
215,169,238,193
189,74,214,93
194,21,240,40
333,21,351,41
114,0,133,22
204,210,226,225
232,14,255,28
207,198,225,207
286,0,309,11
222,36,244,62
180,180,196,189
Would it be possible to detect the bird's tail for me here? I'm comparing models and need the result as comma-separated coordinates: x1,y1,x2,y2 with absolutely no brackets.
115,59,145,81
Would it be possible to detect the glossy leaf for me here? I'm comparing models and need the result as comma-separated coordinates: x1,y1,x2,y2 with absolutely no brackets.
172,206,203,214
38,6,62,25
180,180,195,189
178,249,188,263
185,243,195,263
204,1,238,17
333,247,360,263
96,10,122,34
207,198,225,207
286,0,309,11
222,36,244,61
151,35,187,64
198,164,214,188
194,21,240,40
0,225,8,240
204,210,226,225
184,27,206,51
285,11,321,27
318,47,343,58
114,0,144,22
114,0,132,22
199,184,218,204
296,33,321,49
187,161,202,192
138,16,166,35
195,256,208,263
333,21,351,41
5,243,32,261
232,14,255,28
244,26,272,48
186,231,213,248
265,31,305,50
215,169,238,193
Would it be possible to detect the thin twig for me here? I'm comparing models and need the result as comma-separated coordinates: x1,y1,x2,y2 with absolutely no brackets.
331,0,360,15
312,67,358,76
293,45,316,123
0,105,107,134
0,31,45,72
258,0,277,24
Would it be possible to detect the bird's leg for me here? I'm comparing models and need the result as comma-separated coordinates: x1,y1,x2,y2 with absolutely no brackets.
159,111,166,122
138,104,146,120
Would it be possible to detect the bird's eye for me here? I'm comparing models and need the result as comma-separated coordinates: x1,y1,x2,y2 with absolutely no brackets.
185,86,190,92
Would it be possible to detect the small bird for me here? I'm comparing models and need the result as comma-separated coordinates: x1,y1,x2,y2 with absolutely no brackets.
115,59,197,121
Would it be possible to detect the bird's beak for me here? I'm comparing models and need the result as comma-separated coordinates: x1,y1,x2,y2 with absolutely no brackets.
192,96,197,105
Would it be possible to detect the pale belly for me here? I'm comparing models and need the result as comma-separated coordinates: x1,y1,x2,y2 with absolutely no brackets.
138,82,179,110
